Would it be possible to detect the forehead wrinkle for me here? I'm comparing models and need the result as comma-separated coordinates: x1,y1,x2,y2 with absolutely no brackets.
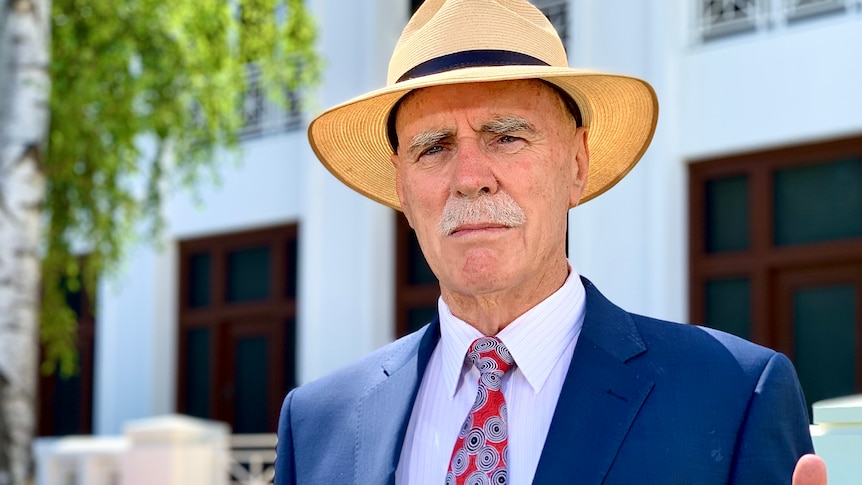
482,115,536,135
408,128,452,155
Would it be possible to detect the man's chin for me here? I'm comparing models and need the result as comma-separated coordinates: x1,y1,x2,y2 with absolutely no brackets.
445,268,516,298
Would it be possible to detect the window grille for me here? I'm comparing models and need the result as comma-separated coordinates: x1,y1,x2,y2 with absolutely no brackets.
699,0,764,39
785,0,848,20
533,0,569,46
239,63,302,140
696,0,860,42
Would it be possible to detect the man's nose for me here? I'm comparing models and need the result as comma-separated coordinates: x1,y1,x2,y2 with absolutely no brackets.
451,141,498,198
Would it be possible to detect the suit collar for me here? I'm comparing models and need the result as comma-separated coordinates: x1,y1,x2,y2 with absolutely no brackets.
533,277,654,484
355,319,440,484
578,277,646,362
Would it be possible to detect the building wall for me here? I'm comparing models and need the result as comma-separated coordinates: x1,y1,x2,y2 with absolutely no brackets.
680,4,862,160
566,0,688,323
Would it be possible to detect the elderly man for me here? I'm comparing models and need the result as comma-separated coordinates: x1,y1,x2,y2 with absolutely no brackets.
275,0,826,483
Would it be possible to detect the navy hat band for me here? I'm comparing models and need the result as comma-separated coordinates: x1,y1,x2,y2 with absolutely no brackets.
397,49,549,83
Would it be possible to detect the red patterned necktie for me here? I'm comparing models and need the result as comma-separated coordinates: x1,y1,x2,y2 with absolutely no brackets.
446,336,515,485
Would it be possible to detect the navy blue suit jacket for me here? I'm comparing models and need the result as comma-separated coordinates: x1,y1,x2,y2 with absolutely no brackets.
275,278,813,484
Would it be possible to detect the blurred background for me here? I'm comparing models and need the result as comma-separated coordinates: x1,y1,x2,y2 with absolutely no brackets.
15,0,862,483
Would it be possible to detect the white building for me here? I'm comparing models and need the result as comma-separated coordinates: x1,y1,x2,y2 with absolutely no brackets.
41,0,862,443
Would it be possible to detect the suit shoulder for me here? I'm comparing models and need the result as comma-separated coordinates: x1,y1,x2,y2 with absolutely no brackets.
631,313,779,375
289,326,428,408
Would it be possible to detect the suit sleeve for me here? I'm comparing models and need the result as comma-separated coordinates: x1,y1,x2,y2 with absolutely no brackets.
730,352,815,483
274,389,297,485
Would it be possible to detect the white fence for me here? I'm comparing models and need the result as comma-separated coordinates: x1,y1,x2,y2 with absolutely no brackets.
33,436,125,485
33,415,275,485
228,434,277,485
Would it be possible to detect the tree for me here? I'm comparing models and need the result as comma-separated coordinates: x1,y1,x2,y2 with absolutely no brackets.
0,0,320,482
0,0,51,483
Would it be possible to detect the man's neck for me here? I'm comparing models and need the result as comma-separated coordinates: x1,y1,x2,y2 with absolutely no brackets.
441,261,570,335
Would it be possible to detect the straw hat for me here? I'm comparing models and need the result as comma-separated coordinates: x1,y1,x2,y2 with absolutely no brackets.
307,0,659,210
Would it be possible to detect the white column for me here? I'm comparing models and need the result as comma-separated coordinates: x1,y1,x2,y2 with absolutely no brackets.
567,0,687,322
121,415,229,485
296,0,405,384
95,242,174,435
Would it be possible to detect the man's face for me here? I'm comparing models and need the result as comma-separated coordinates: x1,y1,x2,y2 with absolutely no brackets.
391,80,589,301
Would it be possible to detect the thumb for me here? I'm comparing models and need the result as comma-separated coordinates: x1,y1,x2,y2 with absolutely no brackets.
792,454,827,485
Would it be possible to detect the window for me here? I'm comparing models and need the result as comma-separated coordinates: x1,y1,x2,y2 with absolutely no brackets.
395,215,440,337
38,276,96,436
690,134,862,411
178,224,298,433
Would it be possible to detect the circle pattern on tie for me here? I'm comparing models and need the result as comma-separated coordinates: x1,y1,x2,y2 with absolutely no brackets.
490,469,507,484
464,429,484,454
483,417,506,443
466,471,489,485
447,337,514,484
476,446,500,471
452,449,469,475
459,414,473,438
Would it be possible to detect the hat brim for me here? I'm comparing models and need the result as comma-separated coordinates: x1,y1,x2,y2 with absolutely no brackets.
308,65,659,211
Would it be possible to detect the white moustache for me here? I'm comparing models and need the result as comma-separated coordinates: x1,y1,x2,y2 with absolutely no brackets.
438,192,527,236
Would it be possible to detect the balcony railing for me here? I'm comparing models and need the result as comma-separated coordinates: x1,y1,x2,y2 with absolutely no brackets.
699,0,765,39
785,0,850,20
696,0,862,42
239,64,302,140
533,0,569,46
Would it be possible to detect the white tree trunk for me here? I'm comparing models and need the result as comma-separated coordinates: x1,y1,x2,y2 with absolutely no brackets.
0,0,50,483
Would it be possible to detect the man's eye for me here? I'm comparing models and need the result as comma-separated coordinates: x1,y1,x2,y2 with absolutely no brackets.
499,135,520,144
421,145,443,156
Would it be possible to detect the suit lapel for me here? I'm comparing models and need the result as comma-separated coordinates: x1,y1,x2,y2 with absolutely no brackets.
355,320,440,484
533,278,655,484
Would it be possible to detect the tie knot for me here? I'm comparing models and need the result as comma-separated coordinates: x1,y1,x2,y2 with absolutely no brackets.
468,336,514,378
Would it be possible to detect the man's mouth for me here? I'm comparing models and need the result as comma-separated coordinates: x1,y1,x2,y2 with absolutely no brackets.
449,223,511,236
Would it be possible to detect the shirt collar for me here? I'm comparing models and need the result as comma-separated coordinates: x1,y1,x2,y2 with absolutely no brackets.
437,267,586,398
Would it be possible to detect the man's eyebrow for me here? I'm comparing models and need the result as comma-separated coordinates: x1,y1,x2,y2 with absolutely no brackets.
407,128,452,155
482,116,536,134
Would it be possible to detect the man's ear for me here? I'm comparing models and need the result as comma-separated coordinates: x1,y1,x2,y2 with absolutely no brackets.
569,127,590,207
392,152,414,228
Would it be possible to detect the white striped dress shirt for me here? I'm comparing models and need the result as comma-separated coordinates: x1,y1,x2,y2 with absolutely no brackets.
395,269,586,485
